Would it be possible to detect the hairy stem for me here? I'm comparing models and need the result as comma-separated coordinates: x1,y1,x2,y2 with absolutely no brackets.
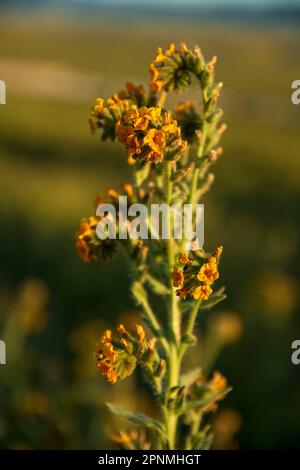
165,161,180,449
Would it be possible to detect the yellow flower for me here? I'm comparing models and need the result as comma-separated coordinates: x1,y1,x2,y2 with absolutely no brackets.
101,329,112,344
117,323,127,334
149,63,164,92
117,106,186,164
214,312,243,344
214,246,223,259
193,284,212,301
143,128,166,153
95,323,150,384
122,183,134,199
76,214,119,263
126,134,141,157
178,288,188,300
92,97,104,115
136,324,145,344
174,101,195,114
134,116,149,131
197,256,219,285
179,253,191,265
116,124,134,144
210,371,228,394
141,106,161,123
179,42,189,54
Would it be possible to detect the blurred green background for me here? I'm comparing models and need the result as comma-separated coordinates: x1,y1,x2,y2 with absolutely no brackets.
0,1,300,450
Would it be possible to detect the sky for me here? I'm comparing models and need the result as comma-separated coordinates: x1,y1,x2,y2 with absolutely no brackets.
82,0,300,6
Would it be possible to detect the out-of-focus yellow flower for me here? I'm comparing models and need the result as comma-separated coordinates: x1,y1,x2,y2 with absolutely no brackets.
111,429,151,450
23,392,48,416
14,279,49,334
210,371,228,393
214,312,243,344
214,409,242,437
213,409,242,449
250,269,298,320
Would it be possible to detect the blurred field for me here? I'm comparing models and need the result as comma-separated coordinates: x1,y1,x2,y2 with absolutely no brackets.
0,12,300,449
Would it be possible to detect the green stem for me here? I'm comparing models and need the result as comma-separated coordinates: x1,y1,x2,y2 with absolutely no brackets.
165,161,180,449
179,300,201,361
133,287,169,354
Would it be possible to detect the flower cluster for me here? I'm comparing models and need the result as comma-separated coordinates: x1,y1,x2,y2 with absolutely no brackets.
95,324,149,384
173,247,222,301
89,82,148,141
76,215,119,263
117,106,187,164
77,43,231,450
76,183,152,264
149,42,207,94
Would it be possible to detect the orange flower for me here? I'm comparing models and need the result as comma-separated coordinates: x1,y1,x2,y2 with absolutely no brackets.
179,253,191,265
95,323,151,384
117,125,134,144
172,267,184,288
101,329,112,344
149,63,164,92
210,371,228,393
143,128,166,153
197,257,219,285
126,134,141,157
193,284,212,301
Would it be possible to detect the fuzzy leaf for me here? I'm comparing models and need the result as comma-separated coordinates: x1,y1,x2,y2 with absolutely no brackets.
200,287,226,310
106,403,166,438
135,164,150,186
131,281,148,306
146,274,170,296
193,430,214,450
180,387,233,414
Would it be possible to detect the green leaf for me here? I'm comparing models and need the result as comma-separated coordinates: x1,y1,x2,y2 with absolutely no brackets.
193,430,214,450
146,274,170,296
131,281,147,306
135,164,150,186
131,281,148,305
180,387,233,414
106,403,165,436
200,286,226,310
180,367,202,387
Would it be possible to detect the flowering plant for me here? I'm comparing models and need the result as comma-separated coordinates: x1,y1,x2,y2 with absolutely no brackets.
76,43,231,450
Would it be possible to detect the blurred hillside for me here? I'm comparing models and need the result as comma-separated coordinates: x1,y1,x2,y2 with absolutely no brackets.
0,10,300,449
